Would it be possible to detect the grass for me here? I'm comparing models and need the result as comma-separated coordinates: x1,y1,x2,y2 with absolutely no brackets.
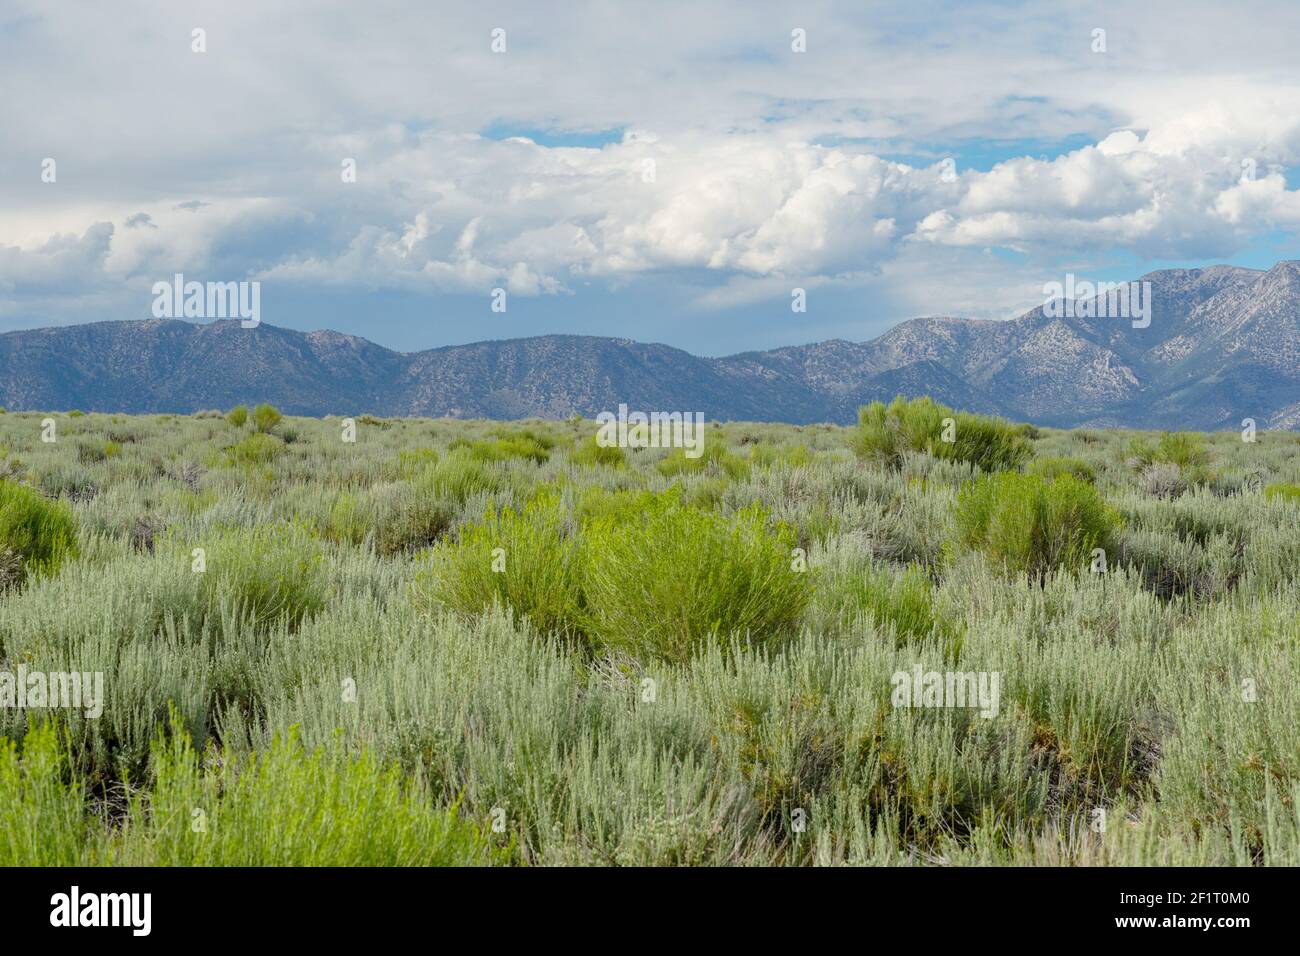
0,405,1296,865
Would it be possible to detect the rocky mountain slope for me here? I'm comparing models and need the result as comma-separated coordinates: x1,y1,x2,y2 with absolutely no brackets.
2,262,1297,429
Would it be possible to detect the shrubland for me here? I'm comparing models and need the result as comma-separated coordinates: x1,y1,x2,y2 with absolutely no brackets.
0,400,1297,865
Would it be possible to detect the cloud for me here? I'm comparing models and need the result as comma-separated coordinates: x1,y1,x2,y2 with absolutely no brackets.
4,0,1300,349
0,223,114,295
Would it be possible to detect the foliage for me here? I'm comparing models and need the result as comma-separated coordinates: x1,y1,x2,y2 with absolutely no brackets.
853,396,1032,472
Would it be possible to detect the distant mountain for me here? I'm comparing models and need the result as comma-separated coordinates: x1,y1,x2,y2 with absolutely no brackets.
3,261,1299,429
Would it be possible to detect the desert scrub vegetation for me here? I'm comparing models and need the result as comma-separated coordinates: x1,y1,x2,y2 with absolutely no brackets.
853,396,1032,473
951,471,1120,579
0,721,502,865
580,494,807,662
0,478,79,586
0,406,1297,865
416,489,809,660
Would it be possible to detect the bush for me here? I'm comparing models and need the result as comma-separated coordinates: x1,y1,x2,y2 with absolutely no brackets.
570,434,626,469
396,448,439,479
416,500,583,640
0,720,502,866
1117,527,1238,601
416,449,504,503
852,396,1032,472
226,405,249,427
328,485,456,555
951,472,1120,579
0,479,79,584
581,496,808,662
749,442,813,469
0,724,86,865
656,442,750,481
194,524,326,631
225,432,280,465
493,426,557,450
76,439,121,464
252,403,283,434
574,487,668,528
823,561,953,647
1154,432,1210,471
1129,432,1212,484
122,722,500,866
1137,462,1187,499
1028,456,1096,484
1263,482,1300,504
452,429,554,465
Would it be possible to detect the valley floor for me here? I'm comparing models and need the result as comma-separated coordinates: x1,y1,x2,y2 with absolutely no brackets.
1,407,1298,865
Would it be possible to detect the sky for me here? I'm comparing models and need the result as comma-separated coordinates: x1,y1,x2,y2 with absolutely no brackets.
2,0,1300,355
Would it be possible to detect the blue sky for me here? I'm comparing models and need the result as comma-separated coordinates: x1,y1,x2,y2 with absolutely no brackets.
3,0,1300,355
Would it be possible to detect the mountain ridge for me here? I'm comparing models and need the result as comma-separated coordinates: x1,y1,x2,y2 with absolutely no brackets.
3,261,1299,429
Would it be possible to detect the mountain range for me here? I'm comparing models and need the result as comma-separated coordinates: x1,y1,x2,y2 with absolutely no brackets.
3,261,1299,429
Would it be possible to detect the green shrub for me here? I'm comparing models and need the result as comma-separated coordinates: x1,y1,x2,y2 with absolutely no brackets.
120,723,501,866
415,449,504,503
581,496,808,662
1155,432,1210,470
193,524,326,630
0,717,502,865
252,403,283,434
574,487,669,528
749,442,813,469
656,442,750,481
225,432,281,466
0,724,87,865
76,439,121,464
852,396,1032,472
328,485,456,555
1263,483,1300,504
1028,456,1096,484
570,434,626,468
226,405,249,427
1129,432,1212,483
453,429,553,465
417,500,583,640
492,426,557,450
951,472,1120,579
0,479,79,584
396,448,439,479
823,562,953,647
